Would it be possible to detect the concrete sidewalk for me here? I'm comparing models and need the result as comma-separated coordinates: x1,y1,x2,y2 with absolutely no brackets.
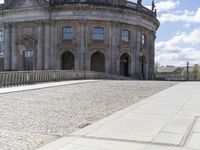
0,80,97,94
37,82,200,150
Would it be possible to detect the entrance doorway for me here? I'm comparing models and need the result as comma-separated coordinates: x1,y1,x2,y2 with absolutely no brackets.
120,53,131,76
91,52,105,72
61,51,75,70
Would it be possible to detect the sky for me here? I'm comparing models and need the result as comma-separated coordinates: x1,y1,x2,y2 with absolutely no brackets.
0,0,199,67
133,0,200,67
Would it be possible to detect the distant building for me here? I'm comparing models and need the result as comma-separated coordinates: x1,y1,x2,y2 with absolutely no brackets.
0,0,159,79
157,66,183,76
156,65,200,81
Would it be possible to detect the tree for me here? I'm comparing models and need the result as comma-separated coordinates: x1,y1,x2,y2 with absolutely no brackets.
154,62,160,77
182,67,187,80
191,65,200,81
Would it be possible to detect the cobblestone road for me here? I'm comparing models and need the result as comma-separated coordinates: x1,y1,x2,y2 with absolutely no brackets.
0,80,177,150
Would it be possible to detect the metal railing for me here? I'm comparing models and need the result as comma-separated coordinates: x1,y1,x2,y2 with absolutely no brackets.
156,74,200,81
0,70,131,88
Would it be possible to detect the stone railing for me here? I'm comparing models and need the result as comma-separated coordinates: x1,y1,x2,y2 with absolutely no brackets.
49,0,156,17
0,70,131,88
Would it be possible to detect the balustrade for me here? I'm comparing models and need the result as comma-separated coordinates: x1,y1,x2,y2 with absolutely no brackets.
0,70,131,88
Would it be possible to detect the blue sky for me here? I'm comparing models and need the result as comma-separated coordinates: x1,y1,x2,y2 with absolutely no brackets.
1,0,199,66
138,0,200,66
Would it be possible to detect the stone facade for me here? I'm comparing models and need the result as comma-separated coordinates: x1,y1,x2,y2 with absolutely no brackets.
0,0,159,79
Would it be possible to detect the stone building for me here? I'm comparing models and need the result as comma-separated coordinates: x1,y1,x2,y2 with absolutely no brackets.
0,0,159,79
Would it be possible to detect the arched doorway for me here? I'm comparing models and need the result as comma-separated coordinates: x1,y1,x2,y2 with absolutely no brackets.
61,51,75,70
120,53,131,76
91,52,105,72
140,55,147,79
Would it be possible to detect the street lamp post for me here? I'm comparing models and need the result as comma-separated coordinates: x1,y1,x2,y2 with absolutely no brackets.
186,61,189,81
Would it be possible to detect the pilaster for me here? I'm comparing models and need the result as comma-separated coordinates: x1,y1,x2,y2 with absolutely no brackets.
44,20,51,70
135,25,142,76
36,21,44,70
11,23,17,71
78,19,87,70
4,23,11,71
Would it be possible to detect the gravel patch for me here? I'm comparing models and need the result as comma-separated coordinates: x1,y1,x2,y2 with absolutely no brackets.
0,80,178,150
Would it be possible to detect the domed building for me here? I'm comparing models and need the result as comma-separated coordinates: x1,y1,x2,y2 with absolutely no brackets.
0,0,159,79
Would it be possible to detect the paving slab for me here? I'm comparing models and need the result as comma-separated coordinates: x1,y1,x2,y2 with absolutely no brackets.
0,80,176,150
37,82,200,150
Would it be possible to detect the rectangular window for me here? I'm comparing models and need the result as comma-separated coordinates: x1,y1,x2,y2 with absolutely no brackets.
122,30,130,42
142,34,146,46
0,30,4,42
63,27,74,40
92,27,104,41
23,50,33,71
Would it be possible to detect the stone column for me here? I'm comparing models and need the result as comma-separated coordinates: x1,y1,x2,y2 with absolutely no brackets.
110,22,119,75
37,21,44,70
44,21,51,70
148,33,156,80
78,19,87,70
4,24,11,71
11,23,17,71
132,29,137,76
135,26,142,77
50,21,55,70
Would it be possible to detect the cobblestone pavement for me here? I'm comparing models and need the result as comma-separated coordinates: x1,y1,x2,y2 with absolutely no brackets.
0,80,178,150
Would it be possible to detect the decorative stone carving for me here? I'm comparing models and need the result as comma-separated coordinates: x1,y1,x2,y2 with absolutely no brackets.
17,35,37,50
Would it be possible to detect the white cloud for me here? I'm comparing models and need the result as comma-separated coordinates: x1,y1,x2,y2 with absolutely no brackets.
156,0,180,12
156,28,200,66
159,8,200,23
166,28,200,45
156,45,200,66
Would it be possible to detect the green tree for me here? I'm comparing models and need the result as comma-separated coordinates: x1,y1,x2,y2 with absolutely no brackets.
154,62,160,77
182,67,187,80
192,65,199,81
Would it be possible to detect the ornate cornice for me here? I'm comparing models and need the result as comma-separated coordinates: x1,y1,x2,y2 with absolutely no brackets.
0,4,159,30
1,4,158,22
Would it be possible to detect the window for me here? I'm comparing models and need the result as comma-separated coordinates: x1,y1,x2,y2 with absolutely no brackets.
0,30,4,42
23,51,33,71
92,27,104,41
122,30,130,42
63,27,73,40
142,34,146,46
